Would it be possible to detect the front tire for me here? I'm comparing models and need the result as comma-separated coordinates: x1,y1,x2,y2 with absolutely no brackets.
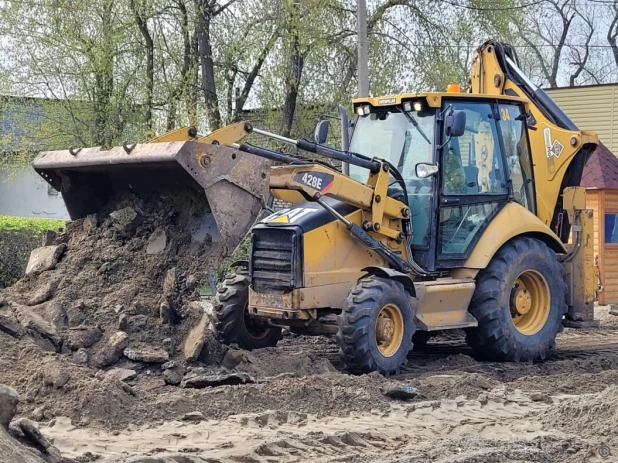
213,271,281,350
337,276,415,374
465,237,567,362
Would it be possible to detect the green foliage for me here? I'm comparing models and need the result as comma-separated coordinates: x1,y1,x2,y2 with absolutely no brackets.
0,216,66,234
214,236,252,284
0,216,65,288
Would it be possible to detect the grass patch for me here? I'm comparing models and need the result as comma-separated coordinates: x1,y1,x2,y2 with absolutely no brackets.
0,215,66,234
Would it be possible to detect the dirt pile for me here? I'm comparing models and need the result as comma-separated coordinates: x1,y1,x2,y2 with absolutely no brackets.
542,385,618,440
0,189,268,395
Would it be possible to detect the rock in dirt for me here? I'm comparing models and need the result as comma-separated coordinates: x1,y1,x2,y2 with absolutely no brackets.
162,361,185,386
182,370,254,388
0,384,20,429
146,228,167,254
39,301,68,329
529,392,552,403
124,346,169,363
610,304,618,316
73,348,89,365
10,303,61,349
31,406,52,422
184,311,210,362
92,331,129,367
0,427,46,463
9,418,62,461
221,349,249,370
109,207,142,232
382,383,419,400
24,244,67,276
67,326,103,350
106,368,137,382
82,214,97,234
0,313,25,338
181,411,206,422
125,314,148,332
27,278,62,306
159,302,171,324
43,368,70,389
162,268,177,298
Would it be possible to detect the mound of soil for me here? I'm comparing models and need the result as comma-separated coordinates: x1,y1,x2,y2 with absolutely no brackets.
542,385,618,439
0,189,230,366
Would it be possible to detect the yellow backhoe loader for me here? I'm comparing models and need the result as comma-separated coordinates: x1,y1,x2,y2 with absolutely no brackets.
32,123,270,261
212,41,600,374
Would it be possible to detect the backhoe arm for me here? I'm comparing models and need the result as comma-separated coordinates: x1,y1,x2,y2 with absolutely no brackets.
469,41,598,239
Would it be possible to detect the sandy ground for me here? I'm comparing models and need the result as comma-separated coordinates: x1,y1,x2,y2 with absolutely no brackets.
8,305,613,463
4,191,618,462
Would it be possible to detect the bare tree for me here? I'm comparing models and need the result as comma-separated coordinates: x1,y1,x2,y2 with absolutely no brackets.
517,0,595,88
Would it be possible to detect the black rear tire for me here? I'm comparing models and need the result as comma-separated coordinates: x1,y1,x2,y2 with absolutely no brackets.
213,271,282,350
337,276,415,374
465,237,567,362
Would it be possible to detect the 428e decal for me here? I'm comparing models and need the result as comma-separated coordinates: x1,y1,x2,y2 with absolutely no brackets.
293,171,334,192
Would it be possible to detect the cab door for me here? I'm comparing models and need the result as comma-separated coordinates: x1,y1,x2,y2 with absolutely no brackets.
436,100,510,268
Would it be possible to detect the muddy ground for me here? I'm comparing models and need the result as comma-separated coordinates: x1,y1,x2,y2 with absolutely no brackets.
0,306,617,462
2,192,618,462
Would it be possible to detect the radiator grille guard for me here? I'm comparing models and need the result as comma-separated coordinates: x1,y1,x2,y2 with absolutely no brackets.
250,227,302,294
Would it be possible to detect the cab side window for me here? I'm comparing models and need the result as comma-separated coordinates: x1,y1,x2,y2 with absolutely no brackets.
498,104,535,212
442,102,507,196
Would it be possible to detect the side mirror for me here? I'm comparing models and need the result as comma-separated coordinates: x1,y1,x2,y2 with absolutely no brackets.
314,119,330,144
445,110,466,137
416,163,439,179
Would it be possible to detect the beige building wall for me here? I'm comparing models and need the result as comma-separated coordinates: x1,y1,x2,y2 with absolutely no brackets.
546,84,618,154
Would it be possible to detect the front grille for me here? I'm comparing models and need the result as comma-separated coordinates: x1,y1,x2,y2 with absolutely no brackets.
251,228,301,294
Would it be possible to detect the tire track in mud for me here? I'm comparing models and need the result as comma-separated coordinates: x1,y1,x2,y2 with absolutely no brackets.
44,394,552,463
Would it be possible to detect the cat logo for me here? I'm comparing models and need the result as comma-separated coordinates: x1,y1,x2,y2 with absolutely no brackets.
264,207,318,224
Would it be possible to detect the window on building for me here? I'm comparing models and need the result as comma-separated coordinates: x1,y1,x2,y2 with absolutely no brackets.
605,213,618,243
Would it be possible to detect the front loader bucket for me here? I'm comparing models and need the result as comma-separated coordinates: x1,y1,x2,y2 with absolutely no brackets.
32,141,271,254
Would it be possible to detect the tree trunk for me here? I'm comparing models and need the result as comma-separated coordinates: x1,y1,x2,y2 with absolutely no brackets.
130,0,154,132
196,1,222,130
233,28,280,120
188,27,200,127
167,0,192,130
94,0,116,147
281,2,302,138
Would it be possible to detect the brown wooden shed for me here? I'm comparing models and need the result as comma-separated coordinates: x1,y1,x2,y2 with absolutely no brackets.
581,143,618,304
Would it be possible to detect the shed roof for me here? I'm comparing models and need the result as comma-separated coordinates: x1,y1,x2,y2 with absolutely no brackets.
581,143,618,190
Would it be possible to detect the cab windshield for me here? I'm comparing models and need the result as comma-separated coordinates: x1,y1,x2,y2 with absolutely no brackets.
348,107,436,248
349,108,436,182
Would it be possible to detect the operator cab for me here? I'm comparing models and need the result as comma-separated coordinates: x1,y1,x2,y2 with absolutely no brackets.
348,93,536,272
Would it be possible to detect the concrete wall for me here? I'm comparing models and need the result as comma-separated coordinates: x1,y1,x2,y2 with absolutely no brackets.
0,166,69,219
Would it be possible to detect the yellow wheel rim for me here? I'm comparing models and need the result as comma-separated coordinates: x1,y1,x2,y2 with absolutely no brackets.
510,270,551,335
375,303,405,357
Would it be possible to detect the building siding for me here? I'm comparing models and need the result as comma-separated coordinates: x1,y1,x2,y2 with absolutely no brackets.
0,165,69,219
546,85,618,154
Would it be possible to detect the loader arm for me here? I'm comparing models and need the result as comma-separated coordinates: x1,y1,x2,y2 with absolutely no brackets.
147,122,251,146
469,41,598,239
